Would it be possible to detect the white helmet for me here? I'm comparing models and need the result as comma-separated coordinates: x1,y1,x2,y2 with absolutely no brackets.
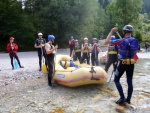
84,37,88,40
38,33,43,36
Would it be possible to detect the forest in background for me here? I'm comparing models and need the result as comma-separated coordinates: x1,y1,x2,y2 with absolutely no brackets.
0,0,150,51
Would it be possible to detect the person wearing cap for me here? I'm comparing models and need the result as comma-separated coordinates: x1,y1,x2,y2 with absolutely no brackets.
90,38,100,66
105,35,118,72
69,36,75,56
6,37,24,70
73,39,81,62
105,25,139,104
45,35,58,87
34,33,47,71
80,37,91,64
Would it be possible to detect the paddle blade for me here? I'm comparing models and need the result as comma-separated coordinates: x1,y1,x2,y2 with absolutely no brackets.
13,59,19,69
42,64,47,74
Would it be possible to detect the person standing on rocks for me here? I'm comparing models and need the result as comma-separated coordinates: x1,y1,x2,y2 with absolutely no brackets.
90,38,100,66
73,39,81,62
45,35,58,86
105,35,118,72
69,36,75,57
105,25,139,104
80,37,91,64
34,33,47,71
6,37,24,70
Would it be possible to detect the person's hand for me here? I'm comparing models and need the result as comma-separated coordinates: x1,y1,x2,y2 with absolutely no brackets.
11,47,14,50
94,43,97,46
111,27,118,33
84,43,88,47
39,44,43,48
55,45,58,49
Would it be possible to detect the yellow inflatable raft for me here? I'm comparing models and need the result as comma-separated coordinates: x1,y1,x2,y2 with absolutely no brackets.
53,55,108,87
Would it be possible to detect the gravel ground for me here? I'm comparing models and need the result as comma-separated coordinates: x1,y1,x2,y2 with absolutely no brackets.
0,49,150,113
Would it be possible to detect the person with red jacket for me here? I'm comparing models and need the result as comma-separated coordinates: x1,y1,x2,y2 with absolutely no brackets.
69,36,75,56
6,37,24,70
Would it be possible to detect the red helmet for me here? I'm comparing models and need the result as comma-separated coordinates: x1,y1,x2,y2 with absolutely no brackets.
9,37,14,40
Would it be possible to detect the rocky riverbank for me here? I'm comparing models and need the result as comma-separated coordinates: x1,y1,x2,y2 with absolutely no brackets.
0,50,150,113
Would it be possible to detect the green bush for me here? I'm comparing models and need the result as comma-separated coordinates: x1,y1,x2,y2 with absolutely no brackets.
134,30,143,42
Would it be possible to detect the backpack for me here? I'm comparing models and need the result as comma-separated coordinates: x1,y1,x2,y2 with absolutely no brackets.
118,37,139,58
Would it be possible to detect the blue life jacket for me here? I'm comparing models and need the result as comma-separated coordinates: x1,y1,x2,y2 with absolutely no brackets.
118,37,139,59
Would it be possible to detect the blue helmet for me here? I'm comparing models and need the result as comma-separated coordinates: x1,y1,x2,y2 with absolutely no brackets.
48,35,55,40
70,36,74,39
92,38,97,41
74,39,78,42
111,35,116,40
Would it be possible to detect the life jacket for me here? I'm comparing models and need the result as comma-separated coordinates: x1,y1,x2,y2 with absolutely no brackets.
74,44,81,52
118,37,139,59
91,44,100,54
108,44,118,54
6,43,18,54
35,38,46,53
69,40,75,46
36,38,46,46
82,43,90,53
45,43,55,55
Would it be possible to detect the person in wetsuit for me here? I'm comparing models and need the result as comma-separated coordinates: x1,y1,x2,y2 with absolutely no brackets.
105,25,139,104
80,37,91,64
6,37,24,70
34,33,46,71
45,35,58,87
73,39,81,62
90,38,100,66
105,35,118,72
69,36,75,57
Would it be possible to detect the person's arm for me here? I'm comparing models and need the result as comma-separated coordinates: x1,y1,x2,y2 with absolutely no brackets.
13,43,18,51
90,43,100,52
34,40,42,48
6,43,11,52
45,43,58,54
105,27,118,45
81,44,85,51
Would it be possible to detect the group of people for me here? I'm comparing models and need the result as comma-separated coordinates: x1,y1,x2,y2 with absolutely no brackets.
3,24,140,106
69,36,100,66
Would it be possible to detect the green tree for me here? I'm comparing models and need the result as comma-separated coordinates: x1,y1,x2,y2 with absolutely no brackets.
31,0,102,47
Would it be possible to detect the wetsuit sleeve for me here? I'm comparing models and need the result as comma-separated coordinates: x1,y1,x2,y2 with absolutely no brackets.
43,39,46,44
110,39,123,46
35,39,38,45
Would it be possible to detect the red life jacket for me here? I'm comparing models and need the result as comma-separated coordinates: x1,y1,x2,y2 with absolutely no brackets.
6,43,18,53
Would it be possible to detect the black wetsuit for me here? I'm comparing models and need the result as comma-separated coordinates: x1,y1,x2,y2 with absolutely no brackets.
105,45,118,72
112,37,138,104
9,53,22,68
46,44,55,86
80,44,90,64
91,45,99,66
74,44,81,62
114,60,134,103
35,38,47,70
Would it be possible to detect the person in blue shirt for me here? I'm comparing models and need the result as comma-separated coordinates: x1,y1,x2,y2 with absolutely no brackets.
90,38,100,66
105,25,139,104
34,33,47,71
